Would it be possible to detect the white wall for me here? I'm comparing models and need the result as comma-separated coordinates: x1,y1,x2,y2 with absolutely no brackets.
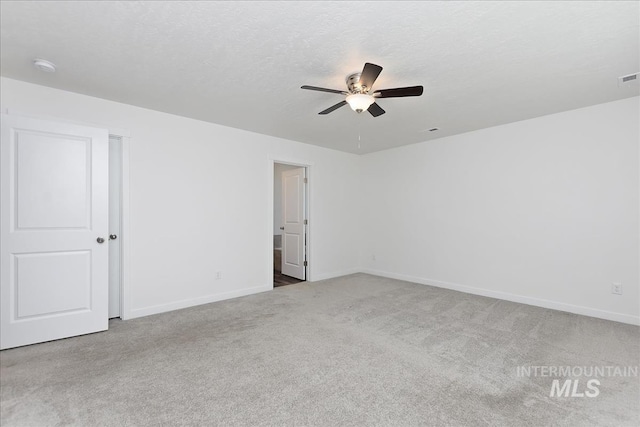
273,163,299,236
360,97,639,324
0,77,361,319
2,77,637,325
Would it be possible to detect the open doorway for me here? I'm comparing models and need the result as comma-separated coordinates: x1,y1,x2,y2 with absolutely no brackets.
273,163,307,287
108,135,123,318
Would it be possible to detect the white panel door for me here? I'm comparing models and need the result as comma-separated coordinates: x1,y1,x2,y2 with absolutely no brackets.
0,114,109,349
281,167,305,280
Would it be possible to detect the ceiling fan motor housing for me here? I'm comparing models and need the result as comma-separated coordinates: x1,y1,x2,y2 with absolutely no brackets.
346,72,367,94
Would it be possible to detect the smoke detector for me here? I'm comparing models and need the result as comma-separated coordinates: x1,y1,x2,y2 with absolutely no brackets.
33,59,56,73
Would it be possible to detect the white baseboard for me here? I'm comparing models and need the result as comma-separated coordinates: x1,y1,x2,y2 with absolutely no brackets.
362,269,640,326
311,268,361,282
124,267,361,319
124,270,639,326
125,284,271,320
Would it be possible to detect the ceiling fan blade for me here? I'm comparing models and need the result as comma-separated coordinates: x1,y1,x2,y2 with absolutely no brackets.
319,100,348,115
374,86,424,98
368,102,385,117
301,85,348,95
358,63,383,91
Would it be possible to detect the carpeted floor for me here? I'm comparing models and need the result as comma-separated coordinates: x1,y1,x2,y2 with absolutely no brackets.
1,273,638,426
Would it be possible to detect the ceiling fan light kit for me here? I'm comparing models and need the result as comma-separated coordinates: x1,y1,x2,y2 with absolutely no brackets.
346,93,375,112
301,62,423,117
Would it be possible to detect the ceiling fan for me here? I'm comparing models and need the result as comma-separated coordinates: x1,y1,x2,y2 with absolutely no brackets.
301,62,423,117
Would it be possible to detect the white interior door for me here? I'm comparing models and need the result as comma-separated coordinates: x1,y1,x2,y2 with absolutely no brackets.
281,167,306,280
1,114,109,349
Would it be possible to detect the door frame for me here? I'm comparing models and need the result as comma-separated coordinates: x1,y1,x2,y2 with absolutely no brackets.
269,157,312,286
109,134,132,320
1,109,133,320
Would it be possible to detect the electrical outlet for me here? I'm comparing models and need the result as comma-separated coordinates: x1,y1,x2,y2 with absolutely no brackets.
215,271,222,280
611,283,622,295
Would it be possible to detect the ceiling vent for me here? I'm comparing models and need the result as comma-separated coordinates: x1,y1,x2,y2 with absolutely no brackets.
618,73,639,85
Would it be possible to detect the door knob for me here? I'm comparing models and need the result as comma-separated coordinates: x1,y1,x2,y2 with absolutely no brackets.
97,237,105,244
280,226,284,230
110,234,117,240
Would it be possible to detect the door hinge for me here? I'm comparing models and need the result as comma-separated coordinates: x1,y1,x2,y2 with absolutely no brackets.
304,177,308,184
304,219,308,225
304,261,308,267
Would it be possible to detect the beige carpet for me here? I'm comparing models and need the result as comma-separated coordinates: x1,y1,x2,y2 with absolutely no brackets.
1,273,638,426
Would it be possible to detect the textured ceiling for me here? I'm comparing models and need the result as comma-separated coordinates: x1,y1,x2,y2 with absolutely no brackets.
1,1,638,154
